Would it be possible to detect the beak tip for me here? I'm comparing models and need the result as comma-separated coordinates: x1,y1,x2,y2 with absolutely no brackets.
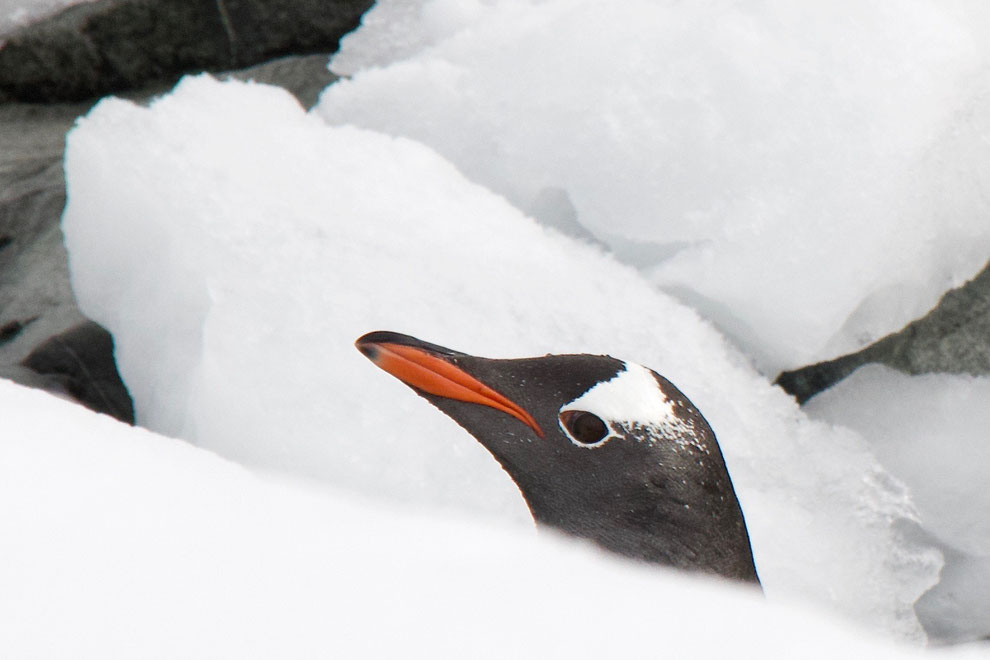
355,342,378,361
354,334,377,360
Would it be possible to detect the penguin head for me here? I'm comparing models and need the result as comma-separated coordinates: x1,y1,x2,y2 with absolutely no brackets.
356,331,759,585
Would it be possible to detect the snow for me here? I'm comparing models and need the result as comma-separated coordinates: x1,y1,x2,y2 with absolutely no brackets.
63,74,940,642
4,378,986,660
321,0,990,374
23,0,990,654
806,366,990,641
806,367,990,558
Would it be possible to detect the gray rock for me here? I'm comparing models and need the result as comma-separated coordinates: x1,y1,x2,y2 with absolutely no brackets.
21,320,135,423
0,100,133,418
776,258,990,403
0,102,90,366
222,53,337,109
0,0,371,103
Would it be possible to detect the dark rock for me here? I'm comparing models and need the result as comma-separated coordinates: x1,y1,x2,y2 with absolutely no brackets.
0,101,91,370
223,53,337,109
0,0,372,103
777,258,990,403
0,316,37,344
21,321,134,423
0,110,117,423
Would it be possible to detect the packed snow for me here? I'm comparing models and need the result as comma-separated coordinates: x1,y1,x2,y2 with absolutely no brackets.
4,378,986,660
806,366,990,643
321,0,990,373
0,0,986,656
63,74,938,642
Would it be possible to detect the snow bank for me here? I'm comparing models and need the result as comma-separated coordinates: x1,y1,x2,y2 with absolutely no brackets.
320,0,990,372
806,366,990,558
4,379,984,660
64,75,942,640
806,366,990,641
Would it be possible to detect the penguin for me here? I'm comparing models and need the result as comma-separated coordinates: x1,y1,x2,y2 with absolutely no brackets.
355,330,760,585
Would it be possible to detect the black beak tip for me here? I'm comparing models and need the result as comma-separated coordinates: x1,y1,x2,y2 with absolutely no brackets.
355,339,378,360
355,331,414,361
354,331,466,358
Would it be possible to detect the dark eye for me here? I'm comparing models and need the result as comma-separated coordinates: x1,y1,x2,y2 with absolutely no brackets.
559,410,609,445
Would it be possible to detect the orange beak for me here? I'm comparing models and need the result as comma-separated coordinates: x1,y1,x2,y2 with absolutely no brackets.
356,333,544,438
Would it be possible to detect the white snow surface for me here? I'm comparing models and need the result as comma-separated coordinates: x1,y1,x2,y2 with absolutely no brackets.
806,366,990,642
62,75,944,641
5,379,989,660
806,366,990,558
321,0,990,373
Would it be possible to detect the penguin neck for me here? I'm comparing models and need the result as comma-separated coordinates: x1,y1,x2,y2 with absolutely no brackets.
521,479,761,585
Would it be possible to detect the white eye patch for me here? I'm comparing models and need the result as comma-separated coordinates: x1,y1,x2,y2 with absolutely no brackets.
559,362,702,451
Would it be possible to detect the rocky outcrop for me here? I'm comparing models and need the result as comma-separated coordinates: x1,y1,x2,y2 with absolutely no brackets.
0,96,147,421
0,101,91,388
776,259,990,403
20,321,135,422
226,52,337,109
0,0,371,103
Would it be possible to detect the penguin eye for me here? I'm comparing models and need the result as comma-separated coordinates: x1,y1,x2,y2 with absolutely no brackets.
559,410,609,446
